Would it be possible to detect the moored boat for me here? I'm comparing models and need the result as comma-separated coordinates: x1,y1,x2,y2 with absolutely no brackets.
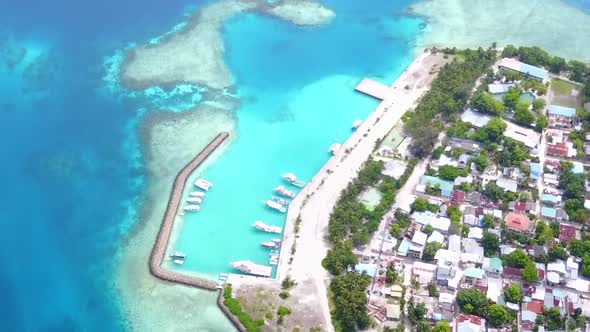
230,260,272,277
190,191,206,197
252,221,282,234
194,178,212,191
186,197,203,204
282,173,306,187
264,200,287,213
352,119,363,130
171,251,187,259
274,185,296,198
173,259,185,265
329,143,341,155
261,241,278,248
271,196,289,206
184,205,200,211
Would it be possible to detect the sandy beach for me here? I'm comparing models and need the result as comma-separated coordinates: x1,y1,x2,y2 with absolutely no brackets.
276,51,447,331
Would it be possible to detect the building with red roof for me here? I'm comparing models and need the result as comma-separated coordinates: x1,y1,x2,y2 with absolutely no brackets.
452,190,466,204
546,142,569,158
559,223,577,242
505,213,533,235
503,267,522,279
525,300,544,315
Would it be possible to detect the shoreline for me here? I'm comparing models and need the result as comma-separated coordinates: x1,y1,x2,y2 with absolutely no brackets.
275,50,446,330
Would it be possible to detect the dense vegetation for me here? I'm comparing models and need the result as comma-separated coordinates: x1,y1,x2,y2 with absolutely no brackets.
559,161,588,223
223,284,263,332
330,272,371,331
568,239,590,277
502,248,538,282
404,47,497,158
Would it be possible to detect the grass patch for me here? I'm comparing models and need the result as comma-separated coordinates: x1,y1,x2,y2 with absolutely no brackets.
552,96,580,109
223,284,264,332
551,78,578,96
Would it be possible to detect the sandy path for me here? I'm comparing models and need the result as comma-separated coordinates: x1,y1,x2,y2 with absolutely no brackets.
276,51,447,331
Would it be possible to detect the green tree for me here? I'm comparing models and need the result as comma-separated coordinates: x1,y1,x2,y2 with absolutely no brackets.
548,245,568,262
483,182,505,202
412,197,432,212
488,304,510,327
472,92,504,115
503,248,532,269
407,298,427,324
385,263,399,286
522,262,539,283
482,231,500,257
532,99,546,111
504,283,522,303
428,283,440,297
482,214,494,229
423,242,443,261
330,272,371,331
503,87,521,110
473,152,489,172
322,241,357,275
475,117,507,143
438,165,464,180
535,114,548,131
423,224,434,236
514,101,534,126
457,289,489,317
390,224,402,239
432,321,451,332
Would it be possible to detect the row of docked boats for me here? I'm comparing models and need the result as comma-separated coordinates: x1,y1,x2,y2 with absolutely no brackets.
171,251,187,265
182,178,211,212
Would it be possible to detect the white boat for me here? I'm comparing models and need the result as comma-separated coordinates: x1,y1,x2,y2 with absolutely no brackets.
184,205,200,211
271,196,289,206
194,178,212,191
329,143,341,155
282,173,306,187
230,260,272,277
171,251,187,259
190,191,206,197
274,185,296,198
271,238,282,243
352,119,363,130
264,200,287,213
173,259,185,265
186,197,203,204
261,241,280,248
270,260,278,266
252,221,282,234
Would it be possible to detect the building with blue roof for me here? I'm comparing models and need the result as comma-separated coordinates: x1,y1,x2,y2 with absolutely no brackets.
530,163,541,181
420,175,454,197
541,206,557,220
355,263,377,277
500,58,548,81
548,105,576,128
541,194,559,205
572,161,584,174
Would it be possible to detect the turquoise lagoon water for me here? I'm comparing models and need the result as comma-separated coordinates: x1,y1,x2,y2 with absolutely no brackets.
172,0,423,277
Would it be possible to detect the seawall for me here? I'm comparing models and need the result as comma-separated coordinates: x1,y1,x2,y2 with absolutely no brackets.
146,131,246,331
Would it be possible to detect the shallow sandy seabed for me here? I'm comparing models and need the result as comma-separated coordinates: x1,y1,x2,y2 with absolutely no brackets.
116,105,237,332
119,0,334,90
410,0,590,61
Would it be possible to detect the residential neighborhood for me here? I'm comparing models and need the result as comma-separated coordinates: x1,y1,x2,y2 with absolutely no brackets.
341,47,590,332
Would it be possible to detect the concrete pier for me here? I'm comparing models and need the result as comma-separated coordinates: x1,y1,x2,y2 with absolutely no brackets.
355,78,391,100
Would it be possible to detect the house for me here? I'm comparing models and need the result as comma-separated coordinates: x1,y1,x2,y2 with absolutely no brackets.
541,206,557,220
488,83,515,95
412,261,437,284
522,310,538,329
386,303,401,321
559,223,577,242
420,175,454,198
483,257,503,276
427,231,445,244
408,231,428,259
547,105,576,128
450,138,481,153
461,108,493,128
547,260,567,284
411,211,451,234
466,192,483,205
448,234,462,253
499,57,548,81
541,193,560,206
505,213,534,235
504,121,541,149
547,142,576,158
508,201,535,213
454,175,473,186
463,268,486,286
458,154,470,169
457,313,485,332
452,190,466,204
572,161,584,174
397,238,410,257
530,162,541,181
567,257,579,280
503,267,522,279
525,300,544,315
389,285,403,299
496,177,518,193
468,227,483,241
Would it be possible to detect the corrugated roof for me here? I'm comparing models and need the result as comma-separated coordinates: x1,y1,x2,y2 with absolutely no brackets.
420,175,454,193
500,58,548,80
548,105,576,117
464,267,485,279
541,194,558,203
541,206,557,218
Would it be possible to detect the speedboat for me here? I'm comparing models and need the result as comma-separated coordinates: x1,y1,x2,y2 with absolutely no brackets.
194,179,212,191
186,197,203,204
189,191,206,197
264,200,287,213
184,205,200,211
173,259,185,265
252,221,282,234
329,143,341,155
352,119,363,130
230,260,272,277
171,251,187,259
274,185,296,198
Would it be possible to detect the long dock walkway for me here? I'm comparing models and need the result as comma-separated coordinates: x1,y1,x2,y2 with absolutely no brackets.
146,132,246,331
354,78,391,100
